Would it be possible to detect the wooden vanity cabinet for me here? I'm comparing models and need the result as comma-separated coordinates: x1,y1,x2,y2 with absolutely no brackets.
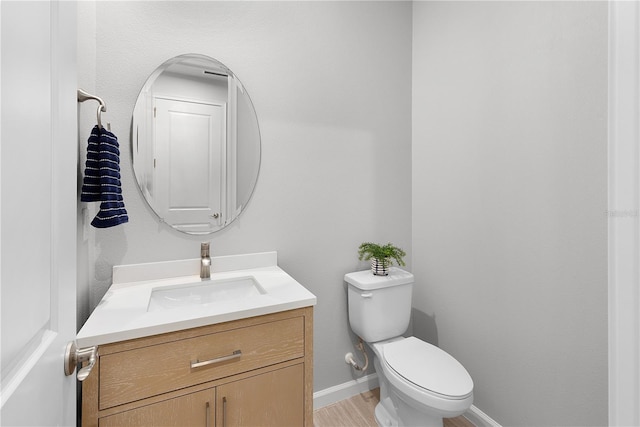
81,307,313,427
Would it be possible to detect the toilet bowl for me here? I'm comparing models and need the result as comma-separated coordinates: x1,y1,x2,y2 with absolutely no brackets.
345,268,474,427
371,337,473,426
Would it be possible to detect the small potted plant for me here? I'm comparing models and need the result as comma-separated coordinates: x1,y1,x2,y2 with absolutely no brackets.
358,242,406,276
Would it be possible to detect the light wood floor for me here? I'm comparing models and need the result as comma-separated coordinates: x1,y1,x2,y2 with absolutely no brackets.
313,388,475,427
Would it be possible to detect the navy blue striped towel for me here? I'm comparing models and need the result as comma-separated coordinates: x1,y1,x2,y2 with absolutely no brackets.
81,125,129,228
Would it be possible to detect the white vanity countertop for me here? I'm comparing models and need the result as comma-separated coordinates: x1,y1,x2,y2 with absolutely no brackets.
76,252,317,348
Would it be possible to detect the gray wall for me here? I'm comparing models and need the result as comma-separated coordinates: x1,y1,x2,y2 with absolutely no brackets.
78,1,611,422
412,2,608,425
76,1,413,393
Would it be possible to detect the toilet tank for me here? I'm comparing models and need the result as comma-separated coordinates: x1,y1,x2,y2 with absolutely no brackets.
345,268,414,343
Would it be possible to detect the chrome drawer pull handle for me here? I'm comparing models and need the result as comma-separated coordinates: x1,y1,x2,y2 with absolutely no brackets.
190,350,242,369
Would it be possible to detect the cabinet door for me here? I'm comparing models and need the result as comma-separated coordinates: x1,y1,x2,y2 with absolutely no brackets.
100,389,215,427
217,364,304,427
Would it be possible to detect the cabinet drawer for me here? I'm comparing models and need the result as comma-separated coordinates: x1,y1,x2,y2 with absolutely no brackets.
99,316,304,409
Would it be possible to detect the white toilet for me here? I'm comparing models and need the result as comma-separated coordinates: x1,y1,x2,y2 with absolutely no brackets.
345,268,474,427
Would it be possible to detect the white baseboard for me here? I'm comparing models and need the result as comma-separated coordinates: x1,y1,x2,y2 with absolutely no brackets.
313,373,379,410
464,405,502,427
314,376,501,427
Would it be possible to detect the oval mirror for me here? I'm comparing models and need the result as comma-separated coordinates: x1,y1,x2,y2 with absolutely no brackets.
131,54,261,234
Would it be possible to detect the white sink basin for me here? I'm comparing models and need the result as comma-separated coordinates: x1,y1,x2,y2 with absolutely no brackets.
147,276,266,312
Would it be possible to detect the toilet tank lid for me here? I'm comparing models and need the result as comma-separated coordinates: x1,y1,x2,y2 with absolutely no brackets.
344,268,414,290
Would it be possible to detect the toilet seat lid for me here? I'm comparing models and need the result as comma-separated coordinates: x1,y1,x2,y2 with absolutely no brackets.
383,337,473,399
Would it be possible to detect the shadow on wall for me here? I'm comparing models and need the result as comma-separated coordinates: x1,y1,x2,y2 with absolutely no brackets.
89,226,128,312
410,308,439,347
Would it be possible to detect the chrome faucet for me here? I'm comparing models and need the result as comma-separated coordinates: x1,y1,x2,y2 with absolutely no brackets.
200,242,211,280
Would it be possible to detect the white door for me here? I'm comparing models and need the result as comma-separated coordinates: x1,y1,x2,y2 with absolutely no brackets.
154,97,226,233
608,2,640,424
1,2,77,426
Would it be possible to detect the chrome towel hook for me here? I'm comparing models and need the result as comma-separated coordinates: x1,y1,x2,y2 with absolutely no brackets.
77,88,107,129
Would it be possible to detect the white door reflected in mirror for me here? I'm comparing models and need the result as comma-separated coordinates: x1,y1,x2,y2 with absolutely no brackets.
155,97,225,230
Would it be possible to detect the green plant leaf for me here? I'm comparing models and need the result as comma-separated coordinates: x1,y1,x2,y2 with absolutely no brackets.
358,242,406,267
